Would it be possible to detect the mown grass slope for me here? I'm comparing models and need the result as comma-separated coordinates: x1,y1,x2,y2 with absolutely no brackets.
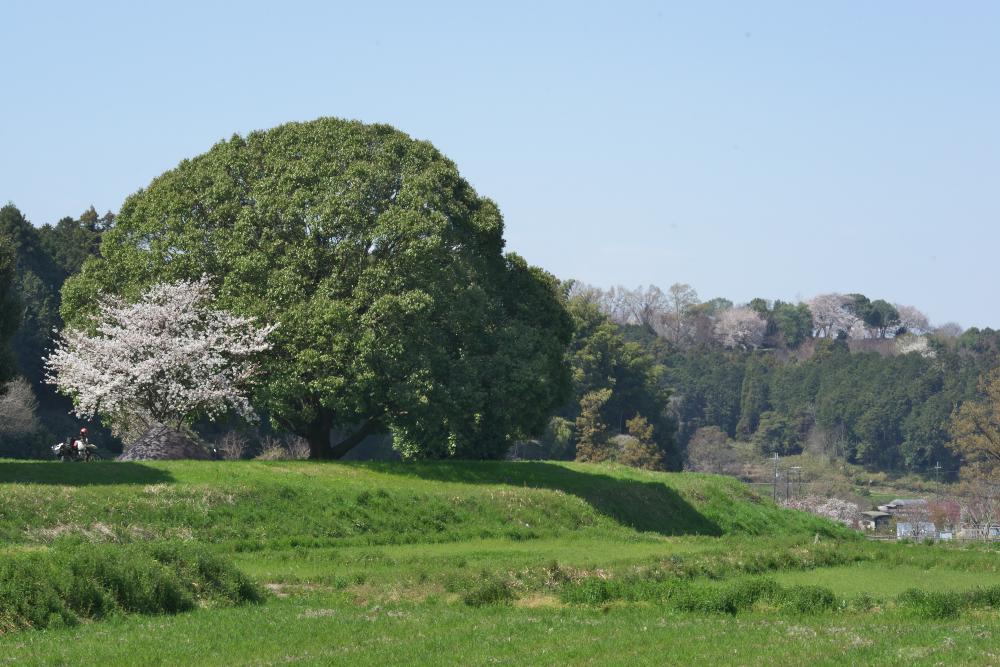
3,460,998,666
0,460,848,550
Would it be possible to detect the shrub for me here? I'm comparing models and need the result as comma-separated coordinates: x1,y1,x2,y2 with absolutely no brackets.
559,578,615,605
144,541,264,605
560,574,840,617
254,435,310,461
897,589,962,619
966,585,1000,608
0,541,262,633
216,431,249,460
850,592,877,611
674,579,784,615
782,585,837,613
463,579,514,607
558,577,683,605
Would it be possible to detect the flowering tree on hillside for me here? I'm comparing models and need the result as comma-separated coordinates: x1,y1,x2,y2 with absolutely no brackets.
45,276,274,432
714,307,766,350
806,293,857,339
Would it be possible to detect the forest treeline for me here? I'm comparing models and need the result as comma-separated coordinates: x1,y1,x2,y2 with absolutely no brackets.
0,204,111,455
2,209,998,478
552,283,999,480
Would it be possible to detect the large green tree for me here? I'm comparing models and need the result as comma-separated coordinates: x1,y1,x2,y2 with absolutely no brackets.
62,118,573,459
0,233,20,383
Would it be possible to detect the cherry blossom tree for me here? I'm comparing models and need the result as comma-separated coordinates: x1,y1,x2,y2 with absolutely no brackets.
45,277,274,432
895,304,931,335
714,306,766,350
806,293,857,338
783,496,860,527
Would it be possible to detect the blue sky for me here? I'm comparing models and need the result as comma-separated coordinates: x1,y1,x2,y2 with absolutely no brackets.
3,1,998,327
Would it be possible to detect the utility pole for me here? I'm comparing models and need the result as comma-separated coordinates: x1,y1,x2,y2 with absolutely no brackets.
772,452,779,502
934,461,942,485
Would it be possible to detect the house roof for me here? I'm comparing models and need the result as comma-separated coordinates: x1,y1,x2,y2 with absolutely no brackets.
861,511,891,518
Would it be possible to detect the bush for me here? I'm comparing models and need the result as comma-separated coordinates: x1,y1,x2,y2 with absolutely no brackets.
560,575,839,617
558,578,615,605
144,541,264,606
216,431,249,460
674,579,784,615
897,589,962,619
850,592,878,611
463,579,514,607
558,577,681,605
966,585,1000,608
0,541,262,633
254,435,310,461
782,585,837,613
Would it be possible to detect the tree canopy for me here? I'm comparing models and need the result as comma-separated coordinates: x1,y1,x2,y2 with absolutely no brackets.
0,233,20,384
563,296,679,469
61,118,573,459
949,367,1000,478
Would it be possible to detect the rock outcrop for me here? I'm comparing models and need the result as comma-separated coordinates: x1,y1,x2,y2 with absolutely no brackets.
118,423,212,461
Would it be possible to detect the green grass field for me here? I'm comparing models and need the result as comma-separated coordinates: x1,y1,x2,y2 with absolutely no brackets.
0,460,997,665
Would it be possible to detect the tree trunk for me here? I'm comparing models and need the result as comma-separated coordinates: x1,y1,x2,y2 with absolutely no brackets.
305,417,382,460
306,416,334,460
329,419,382,459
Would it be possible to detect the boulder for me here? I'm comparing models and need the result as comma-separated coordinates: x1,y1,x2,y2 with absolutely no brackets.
118,423,212,461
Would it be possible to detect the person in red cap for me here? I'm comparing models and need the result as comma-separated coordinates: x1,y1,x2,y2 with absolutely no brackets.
74,428,92,459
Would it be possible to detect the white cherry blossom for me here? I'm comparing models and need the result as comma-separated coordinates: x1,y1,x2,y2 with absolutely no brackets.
45,276,275,429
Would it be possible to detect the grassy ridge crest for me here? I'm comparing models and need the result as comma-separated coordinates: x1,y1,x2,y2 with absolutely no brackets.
0,460,849,549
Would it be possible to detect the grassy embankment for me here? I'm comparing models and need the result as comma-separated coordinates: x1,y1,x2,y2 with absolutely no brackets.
0,460,998,665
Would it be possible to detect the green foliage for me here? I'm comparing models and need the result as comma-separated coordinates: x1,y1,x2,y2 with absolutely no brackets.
4,588,1000,666
744,299,813,349
735,355,770,438
948,366,1000,477
462,578,514,607
617,415,665,470
564,297,679,467
751,411,809,456
897,588,963,619
665,346,744,445
0,205,110,456
541,416,575,459
771,301,813,349
38,208,110,279
0,204,61,389
782,584,837,613
0,234,19,384
0,541,260,632
865,299,901,338
574,388,613,463
664,335,988,473
61,118,573,460
561,576,837,616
